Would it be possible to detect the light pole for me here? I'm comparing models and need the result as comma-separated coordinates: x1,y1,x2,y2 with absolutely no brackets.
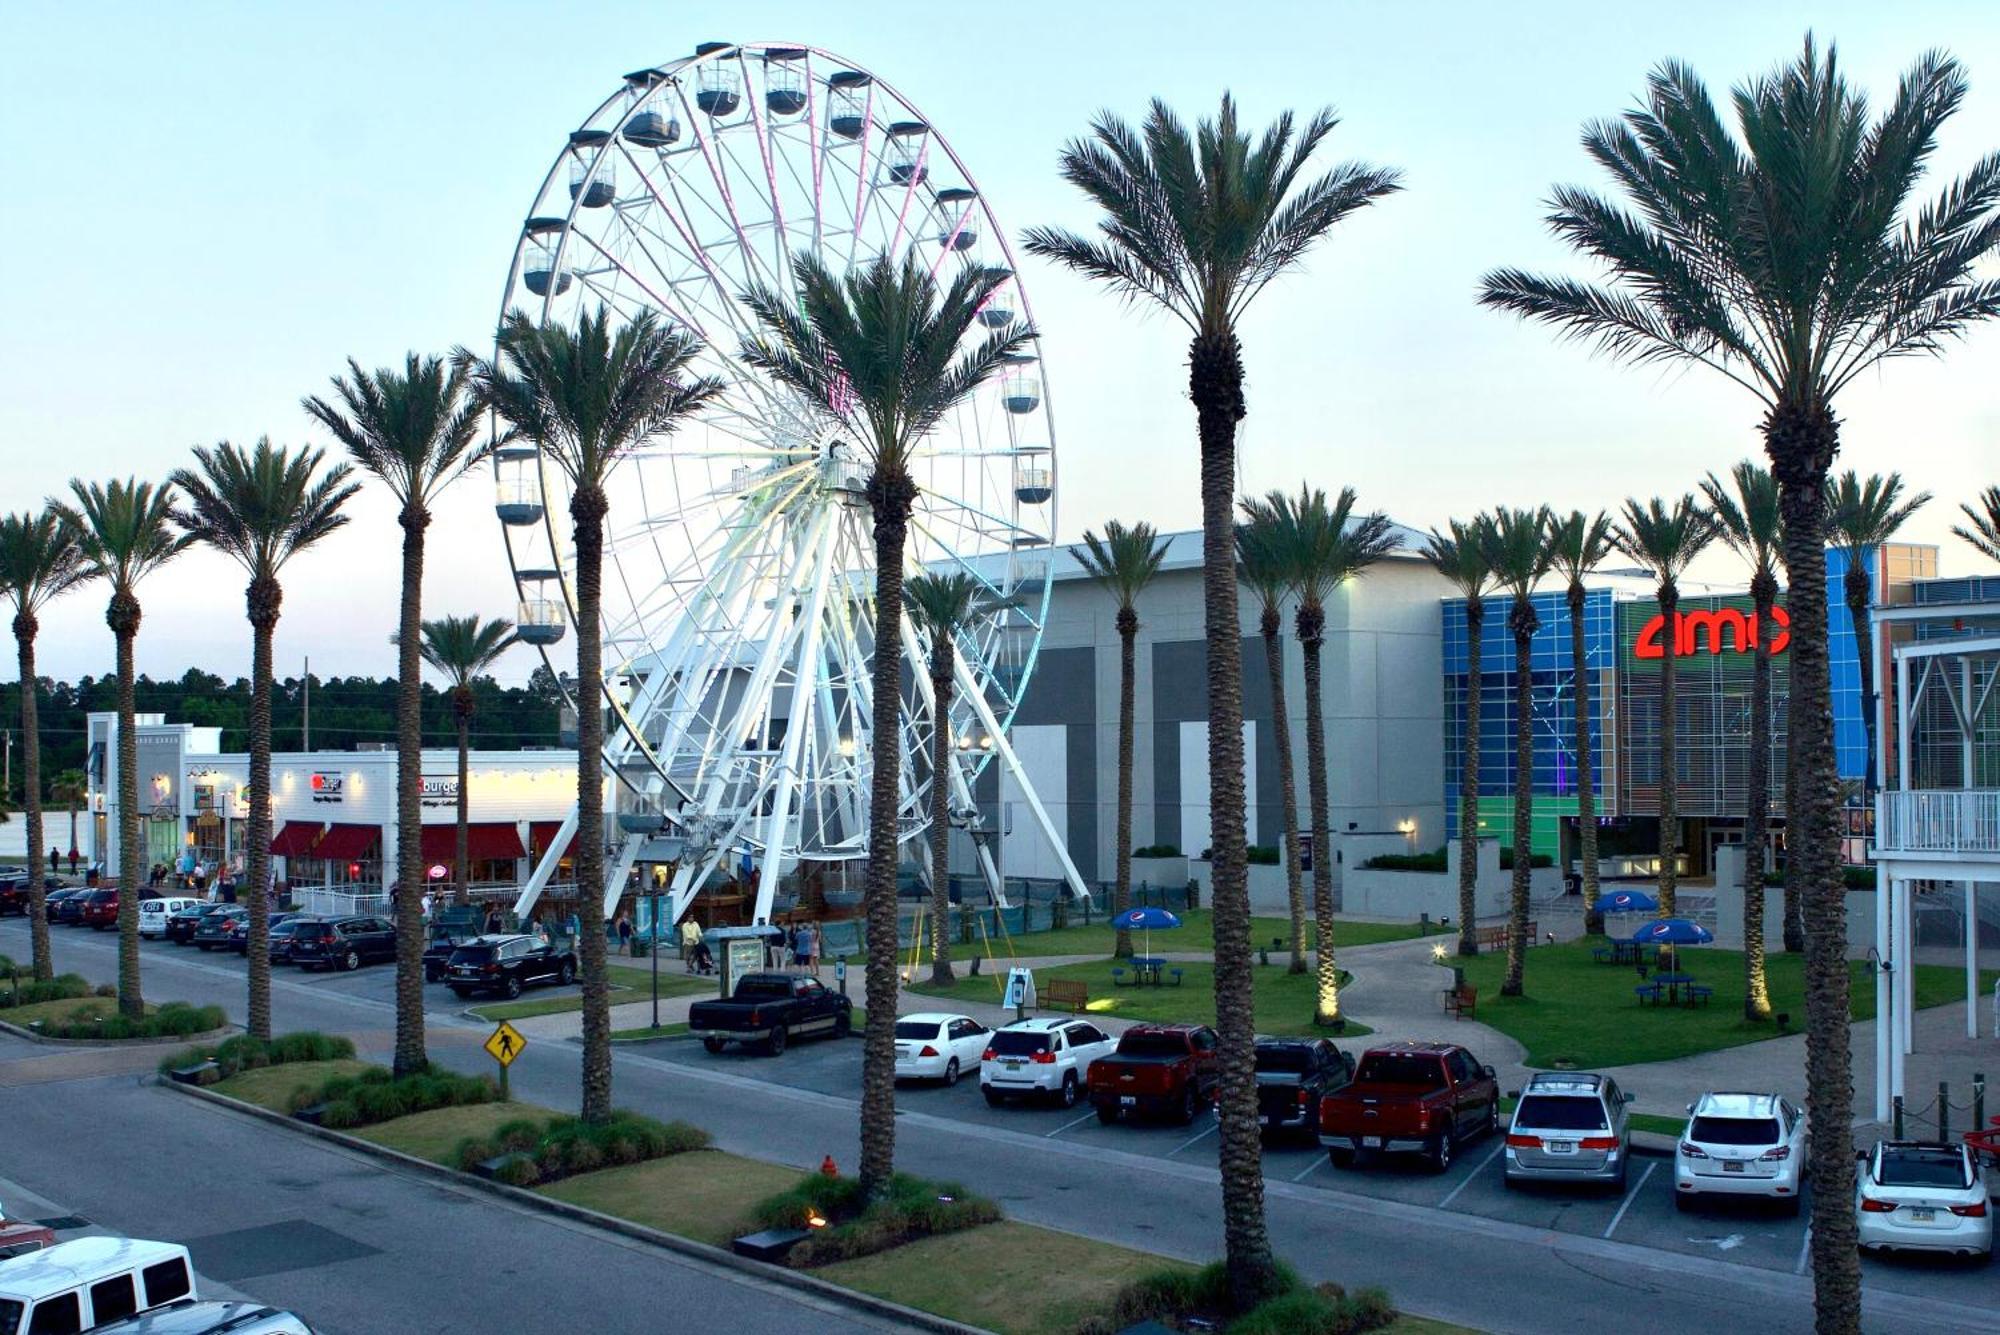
650,833,686,1033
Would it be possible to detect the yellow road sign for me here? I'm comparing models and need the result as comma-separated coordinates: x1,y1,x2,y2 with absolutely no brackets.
484,1020,526,1068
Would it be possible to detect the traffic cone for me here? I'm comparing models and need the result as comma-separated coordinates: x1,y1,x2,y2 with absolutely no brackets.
820,1155,839,1178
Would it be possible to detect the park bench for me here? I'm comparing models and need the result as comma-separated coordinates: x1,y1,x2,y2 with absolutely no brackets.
1634,982,1664,1006
1442,983,1477,1020
1043,979,1089,1013
1471,920,1538,953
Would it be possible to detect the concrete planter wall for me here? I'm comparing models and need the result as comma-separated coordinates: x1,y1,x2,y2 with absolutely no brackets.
1245,861,1293,916
1130,855,1189,891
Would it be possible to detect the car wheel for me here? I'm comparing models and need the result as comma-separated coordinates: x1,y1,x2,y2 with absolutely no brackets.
834,1009,851,1038
1484,1099,1500,1138
1609,1168,1628,1196
1502,1172,1520,1191
1674,1190,1696,1213
1430,1132,1454,1174
1096,1103,1119,1125
424,965,441,983
702,1035,726,1054
766,1025,787,1056
503,975,523,1000
342,949,361,972
1779,1194,1801,1218
943,1058,960,1087
982,1086,1003,1108
1328,1147,1356,1169
1058,1073,1079,1108
450,986,471,999
558,960,575,986
1176,1085,1199,1126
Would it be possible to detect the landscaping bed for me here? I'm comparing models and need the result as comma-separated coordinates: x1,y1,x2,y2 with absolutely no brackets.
1084,1260,1398,1335
910,959,1368,1037
751,1171,999,1267
452,1108,709,1186
535,1149,803,1246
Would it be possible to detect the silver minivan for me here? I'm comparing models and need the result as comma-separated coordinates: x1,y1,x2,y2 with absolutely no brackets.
93,1300,316,1334
1503,1072,1631,1190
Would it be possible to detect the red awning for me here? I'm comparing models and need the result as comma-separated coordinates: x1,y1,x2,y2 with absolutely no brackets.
420,823,524,863
528,821,573,859
269,822,325,857
313,823,380,861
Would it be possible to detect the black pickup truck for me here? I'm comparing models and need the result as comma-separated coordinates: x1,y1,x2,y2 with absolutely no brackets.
689,972,852,1055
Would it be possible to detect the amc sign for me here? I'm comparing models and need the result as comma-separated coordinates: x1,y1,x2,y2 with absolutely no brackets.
1635,606,1790,660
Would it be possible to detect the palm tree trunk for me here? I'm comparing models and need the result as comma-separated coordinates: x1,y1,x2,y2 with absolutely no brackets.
1263,616,1306,974
1657,587,1680,918
1782,714,1804,952
1744,575,1776,1021
245,580,279,1041
927,651,955,986
110,598,144,1018
392,506,428,1077
1190,327,1278,1311
454,698,472,905
1570,583,1603,936
573,486,613,1124
1457,598,1484,957
1770,402,1859,1334
1845,565,1875,795
1501,607,1534,997
1299,610,1339,1024
14,617,53,982
861,466,917,1198
1113,608,1137,960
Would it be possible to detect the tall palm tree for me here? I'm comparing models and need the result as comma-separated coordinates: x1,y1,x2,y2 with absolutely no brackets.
464,305,721,1124
741,253,1028,1199
1703,463,1783,1021
55,481,188,1016
1826,471,1929,794
415,615,517,903
1422,518,1494,958
49,769,87,871
1953,486,2000,563
905,572,985,987
1074,521,1171,962
1480,43,2000,1320
1235,512,1305,974
1613,496,1718,919
0,508,95,981
1483,508,1552,998
1544,511,1614,936
304,353,481,1077
170,441,356,1042
1027,97,1399,1310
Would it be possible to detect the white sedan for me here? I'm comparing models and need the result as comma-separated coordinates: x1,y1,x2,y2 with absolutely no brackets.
1857,1140,1992,1258
138,897,204,939
893,1013,992,1085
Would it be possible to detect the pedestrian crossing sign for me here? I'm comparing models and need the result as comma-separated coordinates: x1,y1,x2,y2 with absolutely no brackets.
484,1020,527,1068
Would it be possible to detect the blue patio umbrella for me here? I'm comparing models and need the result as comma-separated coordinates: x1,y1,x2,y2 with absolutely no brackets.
1111,905,1181,958
1628,917,1714,946
1599,889,1659,915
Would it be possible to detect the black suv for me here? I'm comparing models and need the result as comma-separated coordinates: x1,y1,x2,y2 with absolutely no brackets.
291,915,397,972
422,925,485,983
1255,1037,1355,1140
193,905,248,951
166,901,229,944
445,935,577,999
267,916,311,964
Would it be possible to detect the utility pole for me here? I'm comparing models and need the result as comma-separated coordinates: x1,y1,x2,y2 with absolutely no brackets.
302,656,310,751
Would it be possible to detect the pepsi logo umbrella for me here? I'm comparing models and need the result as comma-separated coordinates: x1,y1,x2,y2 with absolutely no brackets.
1628,917,1714,946
1599,889,1659,915
1112,906,1181,958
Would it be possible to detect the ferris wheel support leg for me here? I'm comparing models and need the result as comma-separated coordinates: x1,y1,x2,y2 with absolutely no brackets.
599,832,645,923
514,805,580,921
949,652,1093,908
751,510,840,924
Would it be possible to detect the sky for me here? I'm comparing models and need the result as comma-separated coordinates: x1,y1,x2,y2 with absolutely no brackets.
4,0,1998,688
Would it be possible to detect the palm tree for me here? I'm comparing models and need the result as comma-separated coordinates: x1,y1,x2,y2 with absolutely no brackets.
1826,471,1929,795
1074,521,1171,962
304,353,481,1077
1703,463,1783,1021
1953,487,2000,563
1421,518,1494,958
740,253,1027,1199
1544,512,1614,936
0,508,95,981
464,305,721,1125
1480,43,2000,1320
905,572,985,987
170,441,356,1042
1235,512,1305,974
1027,97,1399,1310
49,769,87,872
55,481,188,1016
415,615,517,903
1483,508,1552,998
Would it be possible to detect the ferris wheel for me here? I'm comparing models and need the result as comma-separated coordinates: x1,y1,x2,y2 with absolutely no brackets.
493,41,1085,925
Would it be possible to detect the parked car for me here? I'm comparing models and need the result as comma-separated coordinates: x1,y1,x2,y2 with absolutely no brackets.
80,888,126,930
1255,1037,1355,1140
289,916,397,972
92,1300,317,1335
445,935,578,999
267,917,312,965
0,1237,196,1332
138,897,203,940
1855,1139,1992,1258
54,889,95,926
0,872,49,918
35,886,82,923
1087,1023,1220,1124
165,902,230,945
689,972,852,1055
1319,1041,1501,1172
979,1016,1118,1109
1674,1091,1805,1214
422,925,485,983
193,906,248,951
894,1012,993,1085
1504,1072,1632,1191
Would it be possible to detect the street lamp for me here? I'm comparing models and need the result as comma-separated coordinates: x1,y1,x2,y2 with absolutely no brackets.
650,833,687,1033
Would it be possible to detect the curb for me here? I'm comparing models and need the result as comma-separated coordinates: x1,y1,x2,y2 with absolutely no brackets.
161,1078,986,1335
0,1017,236,1049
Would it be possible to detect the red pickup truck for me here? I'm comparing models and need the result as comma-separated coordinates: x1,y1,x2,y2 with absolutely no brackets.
1087,1023,1220,1125
1318,1041,1500,1172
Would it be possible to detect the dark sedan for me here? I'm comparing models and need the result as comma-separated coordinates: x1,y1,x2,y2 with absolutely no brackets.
267,916,312,964
290,915,397,972
35,886,83,922
54,889,95,926
166,902,230,944
445,935,577,999
193,906,249,951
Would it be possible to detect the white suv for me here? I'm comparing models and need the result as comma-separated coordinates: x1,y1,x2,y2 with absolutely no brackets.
138,897,203,939
980,1017,1117,1108
1675,1091,1805,1214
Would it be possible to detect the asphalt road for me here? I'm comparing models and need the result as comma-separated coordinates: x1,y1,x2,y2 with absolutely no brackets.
10,917,1999,1334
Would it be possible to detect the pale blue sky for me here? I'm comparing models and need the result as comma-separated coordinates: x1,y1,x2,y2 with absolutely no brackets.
4,1,1998,684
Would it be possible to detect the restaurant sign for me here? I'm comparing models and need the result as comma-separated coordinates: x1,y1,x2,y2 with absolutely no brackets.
420,774,460,809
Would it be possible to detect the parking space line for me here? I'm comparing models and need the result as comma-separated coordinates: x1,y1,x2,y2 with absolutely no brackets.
1166,1121,1219,1157
1793,1224,1812,1275
1045,1110,1098,1138
1602,1161,1657,1239
1289,1154,1329,1183
1437,1142,1506,1209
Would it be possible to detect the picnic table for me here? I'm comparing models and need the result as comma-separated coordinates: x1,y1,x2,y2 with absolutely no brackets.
1634,972,1714,1008
1593,940,1653,966
1132,956,1165,985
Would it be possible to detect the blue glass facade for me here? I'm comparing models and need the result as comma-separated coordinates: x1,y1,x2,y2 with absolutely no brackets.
1826,545,1868,782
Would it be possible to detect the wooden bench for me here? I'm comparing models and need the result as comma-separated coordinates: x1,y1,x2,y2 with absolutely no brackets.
1043,979,1089,1013
1442,984,1477,1020
1472,921,1539,953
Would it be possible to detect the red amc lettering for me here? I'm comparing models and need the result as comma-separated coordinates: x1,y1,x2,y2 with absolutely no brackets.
1634,606,1790,659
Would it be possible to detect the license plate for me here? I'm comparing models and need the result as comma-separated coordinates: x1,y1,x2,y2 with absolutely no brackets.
1120,1095,1136,1106
1546,1141,1577,1155
1005,1061,1023,1071
1363,1136,1382,1148
1909,1207,1935,1222
1723,1161,1744,1172
1259,1114,1271,1125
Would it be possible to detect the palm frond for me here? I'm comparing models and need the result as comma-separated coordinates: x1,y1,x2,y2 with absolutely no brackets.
0,505,98,616
303,353,483,508
415,613,518,689
54,478,192,596
1071,520,1170,611
1952,485,2000,564
1825,470,1930,554
168,438,358,581
1700,461,1783,576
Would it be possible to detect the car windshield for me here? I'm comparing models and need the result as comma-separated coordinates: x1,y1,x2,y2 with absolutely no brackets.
1,1297,22,1335
271,921,301,937
1355,1054,1447,1089
1690,1115,1780,1146
1117,1032,1191,1057
990,1031,1053,1056
1255,1047,1313,1074
894,1021,943,1041
734,979,792,999
1876,1147,1970,1189
1516,1095,1608,1131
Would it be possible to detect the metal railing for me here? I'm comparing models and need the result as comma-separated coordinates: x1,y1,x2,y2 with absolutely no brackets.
1876,789,2000,855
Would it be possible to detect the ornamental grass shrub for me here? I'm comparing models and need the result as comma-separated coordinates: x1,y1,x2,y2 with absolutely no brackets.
1079,1261,1395,1335
158,1029,354,1077
288,1064,496,1129
751,1172,999,1267
451,1110,708,1185
0,973,90,1009
40,1000,225,1040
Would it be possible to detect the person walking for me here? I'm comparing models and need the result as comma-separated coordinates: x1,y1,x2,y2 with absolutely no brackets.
615,907,635,957
800,920,819,977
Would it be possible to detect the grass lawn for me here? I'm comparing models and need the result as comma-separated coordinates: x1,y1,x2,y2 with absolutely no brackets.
910,959,1369,1038
609,1022,690,1041
1460,938,2000,1069
535,1149,800,1246
355,1101,558,1165
0,995,128,1027
962,910,1425,962
211,1058,375,1112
